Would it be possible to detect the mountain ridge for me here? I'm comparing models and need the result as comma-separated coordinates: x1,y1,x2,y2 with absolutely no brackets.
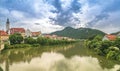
51,27,106,39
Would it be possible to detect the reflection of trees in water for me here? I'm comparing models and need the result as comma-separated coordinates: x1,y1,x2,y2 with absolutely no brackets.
0,44,75,65
0,43,119,70
0,67,3,71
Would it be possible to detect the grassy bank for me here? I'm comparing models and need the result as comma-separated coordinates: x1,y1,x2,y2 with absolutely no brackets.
85,35,120,61
4,37,77,49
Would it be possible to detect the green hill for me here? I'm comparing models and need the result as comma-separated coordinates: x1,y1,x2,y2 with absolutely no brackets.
111,31,120,35
51,27,106,39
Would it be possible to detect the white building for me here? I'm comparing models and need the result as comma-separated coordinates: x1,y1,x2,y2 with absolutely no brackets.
25,29,32,37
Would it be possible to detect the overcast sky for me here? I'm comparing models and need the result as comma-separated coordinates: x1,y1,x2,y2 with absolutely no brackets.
0,0,120,33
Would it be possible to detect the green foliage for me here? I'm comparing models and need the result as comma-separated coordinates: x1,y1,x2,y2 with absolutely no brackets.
5,44,31,49
24,37,36,44
0,67,3,71
36,37,75,45
51,27,105,39
106,51,116,59
85,35,120,61
37,37,48,45
114,38,120,48
9,33,23,45
5,36,76,49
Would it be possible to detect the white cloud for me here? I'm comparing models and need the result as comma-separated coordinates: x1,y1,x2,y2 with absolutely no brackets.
2,52,120,71
92,11,120,33
60,0,73,11
10,10,26,19
0,7,9,15
11,18,64,34
0,0,120,34
0,0,63,34
32,0,57,19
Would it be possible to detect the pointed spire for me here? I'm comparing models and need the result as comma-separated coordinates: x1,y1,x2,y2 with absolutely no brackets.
6,18,9,23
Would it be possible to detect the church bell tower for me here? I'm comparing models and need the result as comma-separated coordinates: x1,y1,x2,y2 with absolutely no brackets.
6,18,10,34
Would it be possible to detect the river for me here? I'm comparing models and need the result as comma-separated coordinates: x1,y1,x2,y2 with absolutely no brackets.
0,42,120,71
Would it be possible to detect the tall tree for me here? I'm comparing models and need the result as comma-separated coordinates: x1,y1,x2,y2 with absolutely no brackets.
9,33,23,45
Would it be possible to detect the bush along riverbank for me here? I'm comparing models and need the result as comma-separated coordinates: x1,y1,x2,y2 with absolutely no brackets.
5,33,77,49
85,35,120,61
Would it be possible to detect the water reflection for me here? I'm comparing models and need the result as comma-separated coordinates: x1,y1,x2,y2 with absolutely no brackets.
0,66,3,71
1,52,120,71
0,43,120,71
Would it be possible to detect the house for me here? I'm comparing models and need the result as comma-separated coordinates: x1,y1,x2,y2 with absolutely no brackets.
0,30,9,41
103,34,117,41
32,32,41,37
10,28,25,37
117,33,120,38
31,31,41,39
25,29,32,37
44,34,58,39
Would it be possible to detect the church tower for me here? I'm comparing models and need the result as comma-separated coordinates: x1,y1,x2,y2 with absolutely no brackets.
6,18,10,34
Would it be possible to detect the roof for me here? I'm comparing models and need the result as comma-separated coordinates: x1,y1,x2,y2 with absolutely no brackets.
32,32,41,36
0,30,8,36
105,34,117,41
10,28,25,33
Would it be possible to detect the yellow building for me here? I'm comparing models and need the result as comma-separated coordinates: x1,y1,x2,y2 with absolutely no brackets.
0,30,9,41
10,28,25,38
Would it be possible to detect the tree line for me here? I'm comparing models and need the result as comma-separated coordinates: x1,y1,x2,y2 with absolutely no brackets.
5,33,76,49
85,35,120,61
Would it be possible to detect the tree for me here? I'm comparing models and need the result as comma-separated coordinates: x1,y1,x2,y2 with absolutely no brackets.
9,33,23,45
114,38,120,48
24,37,36,44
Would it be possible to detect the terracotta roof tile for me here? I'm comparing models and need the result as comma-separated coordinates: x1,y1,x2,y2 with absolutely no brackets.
10,28,25,34
106,35,116,40
0,30,8,36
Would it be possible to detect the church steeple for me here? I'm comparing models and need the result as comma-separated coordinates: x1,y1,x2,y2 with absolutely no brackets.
6,18,10,34
6,18,10,23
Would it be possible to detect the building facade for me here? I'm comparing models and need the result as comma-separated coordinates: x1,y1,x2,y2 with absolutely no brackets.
0,30,9,41
6,18,10,34
103,34,117,41
10,28,25,37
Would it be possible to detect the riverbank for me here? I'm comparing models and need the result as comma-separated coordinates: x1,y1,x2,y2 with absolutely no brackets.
0,42,120,71
4,40,77,50
0,43,4,51
3,36,77,50
85,35,120,61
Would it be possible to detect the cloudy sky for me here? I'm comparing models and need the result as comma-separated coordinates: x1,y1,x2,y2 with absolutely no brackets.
0,0,120,33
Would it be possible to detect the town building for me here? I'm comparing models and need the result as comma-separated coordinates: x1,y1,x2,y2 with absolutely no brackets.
31,31,41,39
25,29,32,37
6,18,10,34
103,34,117,41
0,30,9,41
10,28,25,37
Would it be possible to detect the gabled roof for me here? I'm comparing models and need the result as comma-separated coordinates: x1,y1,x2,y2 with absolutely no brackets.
0,30,8,36
32,32,41,36
10,28,25,33
105,34,116,41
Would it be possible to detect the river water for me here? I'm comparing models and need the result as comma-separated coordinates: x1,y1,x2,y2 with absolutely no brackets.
0,43,120,71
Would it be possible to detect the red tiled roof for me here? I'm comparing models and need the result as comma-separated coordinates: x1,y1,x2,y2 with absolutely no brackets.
0,30,8,36
106,35,116,41
32,32,41,36
10,28,25,34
